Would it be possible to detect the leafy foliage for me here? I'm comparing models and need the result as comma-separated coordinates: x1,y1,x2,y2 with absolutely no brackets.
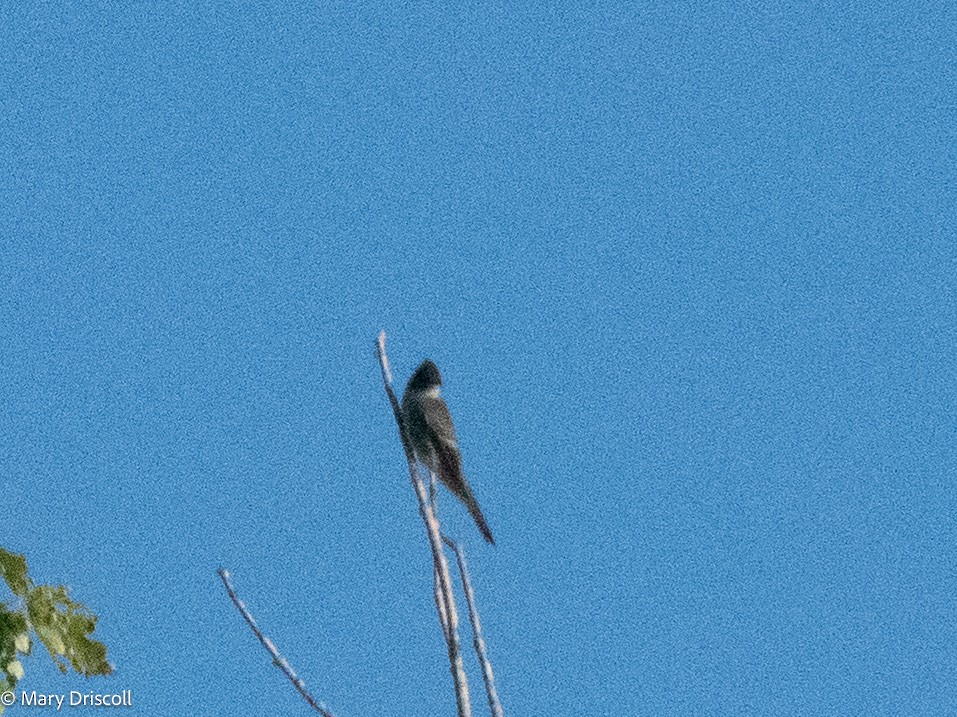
0,548,111,713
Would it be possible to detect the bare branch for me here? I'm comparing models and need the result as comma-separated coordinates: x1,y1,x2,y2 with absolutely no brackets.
442,536,505,717
434,566,451,642
217,568,336,717
429,469,439,512
376,331,472,717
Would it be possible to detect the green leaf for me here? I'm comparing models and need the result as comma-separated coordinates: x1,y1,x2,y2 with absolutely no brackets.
0,606,28,665
5,659,23,680
27,584,111,676
0,606,28,708
0,550,29,597
34,622,66,655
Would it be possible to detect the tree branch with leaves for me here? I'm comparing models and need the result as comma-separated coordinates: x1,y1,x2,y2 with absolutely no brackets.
0,548,112,714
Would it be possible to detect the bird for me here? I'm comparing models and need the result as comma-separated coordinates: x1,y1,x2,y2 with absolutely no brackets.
401,359,495,545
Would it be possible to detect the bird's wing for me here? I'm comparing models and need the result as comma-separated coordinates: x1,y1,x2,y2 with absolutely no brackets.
421,395,458,446
434,434,495,545
424,396,495,545
423,395,468,490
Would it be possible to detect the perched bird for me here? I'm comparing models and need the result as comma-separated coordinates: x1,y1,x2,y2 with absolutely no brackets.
401,359,495,545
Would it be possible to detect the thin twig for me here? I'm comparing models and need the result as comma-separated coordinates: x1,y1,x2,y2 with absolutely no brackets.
428,471,451,641
442,536,505,717
429,470,438,511
217,568,335,717
376,331,472,717
434,566,451,642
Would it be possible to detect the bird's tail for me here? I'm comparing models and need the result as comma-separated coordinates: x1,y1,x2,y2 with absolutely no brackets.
465,495,495,546
436,443,495,545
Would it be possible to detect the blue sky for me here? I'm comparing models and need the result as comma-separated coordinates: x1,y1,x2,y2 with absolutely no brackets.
2,2,955,715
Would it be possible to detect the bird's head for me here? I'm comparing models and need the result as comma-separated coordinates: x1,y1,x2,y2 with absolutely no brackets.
406,359,443,393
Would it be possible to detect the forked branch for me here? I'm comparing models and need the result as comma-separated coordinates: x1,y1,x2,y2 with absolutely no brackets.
442,536,504,717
